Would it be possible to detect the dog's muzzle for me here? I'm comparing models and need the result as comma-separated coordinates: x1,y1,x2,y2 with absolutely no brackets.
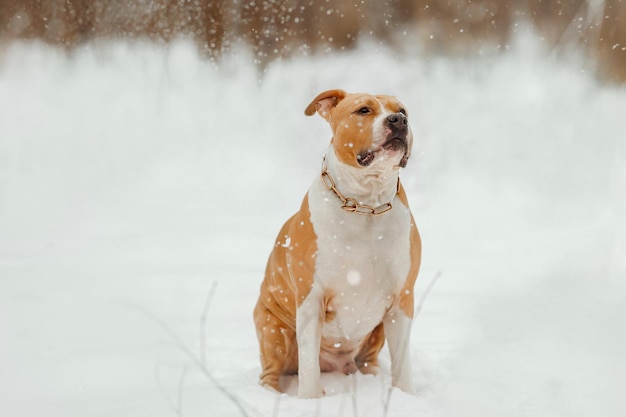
383,112,409,150
383,112,410,167
356,112,410,168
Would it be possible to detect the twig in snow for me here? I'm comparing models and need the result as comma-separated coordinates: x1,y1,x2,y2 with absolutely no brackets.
153,361,188,417
337,385,348,417
414,270,442,319
200,281,218,367
176,365,188,417
155,360,178,416
351,372,359,417
381,385,394,417
123,302,252,417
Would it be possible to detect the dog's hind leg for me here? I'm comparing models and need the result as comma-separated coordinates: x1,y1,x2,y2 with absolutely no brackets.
355,322,385,375
254,299,298,392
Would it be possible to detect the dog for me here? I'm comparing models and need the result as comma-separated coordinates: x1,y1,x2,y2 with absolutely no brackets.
253,89,421,398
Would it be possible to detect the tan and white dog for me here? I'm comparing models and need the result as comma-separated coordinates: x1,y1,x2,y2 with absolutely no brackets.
253,89,421,398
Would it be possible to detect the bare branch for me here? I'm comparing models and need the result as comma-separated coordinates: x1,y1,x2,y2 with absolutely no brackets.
200,281,218,368
122,302,251,417
351,373,358,417
414,270,442,319
176,365,188,417
155,360,178,415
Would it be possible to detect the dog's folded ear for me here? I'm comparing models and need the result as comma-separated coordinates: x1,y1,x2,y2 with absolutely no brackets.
304,89,347,121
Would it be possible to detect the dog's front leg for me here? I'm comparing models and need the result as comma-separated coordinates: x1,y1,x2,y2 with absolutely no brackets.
296,286,324,398
383,306,416,395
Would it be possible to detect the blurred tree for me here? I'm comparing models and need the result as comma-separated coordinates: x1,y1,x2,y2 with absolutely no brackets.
0,0,95,46
412,0,513,54
237,0,363,65
529,0,587,45
0,0,624,83
598,0,626,83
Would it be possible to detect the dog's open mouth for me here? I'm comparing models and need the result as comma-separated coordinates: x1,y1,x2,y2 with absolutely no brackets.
383,136,410,168
356,137,409,167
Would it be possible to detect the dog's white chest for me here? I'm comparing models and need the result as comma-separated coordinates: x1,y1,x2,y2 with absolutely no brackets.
307,180,412,341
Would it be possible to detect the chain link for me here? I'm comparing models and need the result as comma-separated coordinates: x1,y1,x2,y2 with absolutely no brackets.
320,157,397,216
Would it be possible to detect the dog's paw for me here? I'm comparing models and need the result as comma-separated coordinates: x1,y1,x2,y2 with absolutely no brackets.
259,379,283,395
260,384,281,395
358,361,380,376
298,383,325,399
392,380,417,396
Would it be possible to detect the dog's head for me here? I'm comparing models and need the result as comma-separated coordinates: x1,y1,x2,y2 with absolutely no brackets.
305,89,413,170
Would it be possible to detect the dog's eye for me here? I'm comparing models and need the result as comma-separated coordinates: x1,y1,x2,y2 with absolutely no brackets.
398,108,407,115
356,107,372,115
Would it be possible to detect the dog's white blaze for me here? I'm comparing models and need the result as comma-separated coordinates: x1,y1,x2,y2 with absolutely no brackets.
372,107,393,149
326,146,400,208
302,148,413,344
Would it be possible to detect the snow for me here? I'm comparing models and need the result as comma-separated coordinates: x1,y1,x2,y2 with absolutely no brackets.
1,35,625,416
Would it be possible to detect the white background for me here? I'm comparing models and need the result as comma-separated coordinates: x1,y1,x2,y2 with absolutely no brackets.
1,33,625,416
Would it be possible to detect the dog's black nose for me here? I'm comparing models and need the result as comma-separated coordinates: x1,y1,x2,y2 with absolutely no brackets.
386,112,408,128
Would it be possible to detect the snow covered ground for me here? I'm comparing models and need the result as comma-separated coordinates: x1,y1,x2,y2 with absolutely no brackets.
1,34,625,417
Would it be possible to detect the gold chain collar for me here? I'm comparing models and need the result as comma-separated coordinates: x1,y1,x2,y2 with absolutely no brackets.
320,156,398,216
